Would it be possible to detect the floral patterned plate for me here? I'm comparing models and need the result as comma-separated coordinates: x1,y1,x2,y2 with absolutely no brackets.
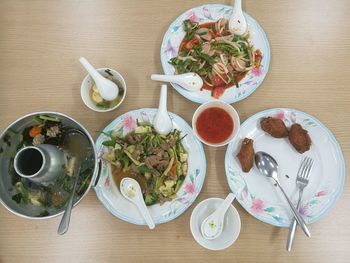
225,108,345,227
94,108,206,225
160,4,270,104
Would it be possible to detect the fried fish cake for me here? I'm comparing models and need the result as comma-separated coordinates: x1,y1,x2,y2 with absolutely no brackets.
260,117,289,138
288,123,311,153
237,138,254,173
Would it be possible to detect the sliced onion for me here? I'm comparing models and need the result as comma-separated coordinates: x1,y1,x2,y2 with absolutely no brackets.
178,56,197,62
196,28,212,41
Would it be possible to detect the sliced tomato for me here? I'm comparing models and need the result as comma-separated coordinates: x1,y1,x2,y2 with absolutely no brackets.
211,73,230,87
212,87,225,99
185,37,199,50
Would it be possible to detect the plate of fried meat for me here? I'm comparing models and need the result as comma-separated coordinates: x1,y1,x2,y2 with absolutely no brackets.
225,108,345,227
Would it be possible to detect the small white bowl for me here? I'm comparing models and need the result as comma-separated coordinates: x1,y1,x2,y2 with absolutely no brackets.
190,197,241,251
192,100,240,147
81,68,126,112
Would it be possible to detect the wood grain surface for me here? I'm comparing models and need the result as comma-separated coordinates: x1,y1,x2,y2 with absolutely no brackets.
0,0,349,262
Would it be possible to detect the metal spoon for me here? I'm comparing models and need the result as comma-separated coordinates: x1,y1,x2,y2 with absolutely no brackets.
57,130,89,235
120,178,155,229
79,57,119,101
201,193,236,240
153,84,173,135
151,73,203,92
229,0,248,35
254,151,311,237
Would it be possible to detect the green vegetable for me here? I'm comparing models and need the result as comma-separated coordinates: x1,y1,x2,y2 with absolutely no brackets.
124,150,141,166
145,193,158,206
159,180,176,197
15,182,29,204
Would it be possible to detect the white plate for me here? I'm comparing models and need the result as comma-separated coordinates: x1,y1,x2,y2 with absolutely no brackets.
94,108,206,225
225,108,345,227
160,4,270,104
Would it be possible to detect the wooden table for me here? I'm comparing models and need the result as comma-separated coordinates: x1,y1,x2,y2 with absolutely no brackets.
0,0,349,262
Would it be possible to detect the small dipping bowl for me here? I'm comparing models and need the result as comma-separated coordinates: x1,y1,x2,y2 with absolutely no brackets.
190,197,241,251
81,68,127,112
192,100,240,147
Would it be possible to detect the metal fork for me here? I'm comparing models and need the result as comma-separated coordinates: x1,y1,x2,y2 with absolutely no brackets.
286,156,314,251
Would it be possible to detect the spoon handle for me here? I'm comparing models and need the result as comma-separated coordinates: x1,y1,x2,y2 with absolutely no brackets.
136,200,155,229
234,0,242,11
215,193,236,218
151,74,177,83
276,182,311,237
158,84,168,112
57,163,81,235
79,57,101,80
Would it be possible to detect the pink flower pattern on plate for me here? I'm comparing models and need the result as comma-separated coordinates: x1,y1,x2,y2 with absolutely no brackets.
123,115,137,134
316,190,327,197
184,182,196,194
187,10,199,22
251,67,263,77
275,111,285,120
251,198,265,214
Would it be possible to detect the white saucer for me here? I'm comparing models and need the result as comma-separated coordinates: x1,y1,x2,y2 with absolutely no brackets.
190,198,241,250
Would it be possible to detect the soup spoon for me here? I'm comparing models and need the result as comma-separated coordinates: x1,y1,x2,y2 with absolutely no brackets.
153,84,173,135
229,0,248,35
151,73,203,92
120,178,155,229
58,129,89,235
201,193,236,240
254,151,311,237
79,57,119,101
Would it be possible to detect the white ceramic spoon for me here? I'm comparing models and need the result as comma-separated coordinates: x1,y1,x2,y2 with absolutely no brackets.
151,73,203,92
229,0,248,35
120,178,155,229
153,84,173,135
201,193,236,240
79,57,119,101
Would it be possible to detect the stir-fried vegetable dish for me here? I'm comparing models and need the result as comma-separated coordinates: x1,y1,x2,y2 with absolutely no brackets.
169,18,262,98
102,123,188,206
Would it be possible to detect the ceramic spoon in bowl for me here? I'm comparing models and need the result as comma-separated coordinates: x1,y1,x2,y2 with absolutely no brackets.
79,57,119,101
153,84,173,135
151,73,203,92
229,0,248,35
120,178,155,229
201,193,236,240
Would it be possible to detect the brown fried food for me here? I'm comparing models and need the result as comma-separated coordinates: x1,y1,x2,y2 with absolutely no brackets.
260,117,289,138
288,123,312,153
237,138,254,173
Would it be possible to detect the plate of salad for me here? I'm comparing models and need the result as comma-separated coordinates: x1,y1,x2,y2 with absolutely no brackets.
94,108,206,225
160,4,270,103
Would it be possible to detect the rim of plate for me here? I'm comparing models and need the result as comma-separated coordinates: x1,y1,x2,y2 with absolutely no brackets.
94,108,206,225
224,108,346,227
160,4,271,104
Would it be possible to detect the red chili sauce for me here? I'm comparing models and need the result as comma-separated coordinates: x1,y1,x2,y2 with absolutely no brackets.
178,22,248,98
196,107,234,144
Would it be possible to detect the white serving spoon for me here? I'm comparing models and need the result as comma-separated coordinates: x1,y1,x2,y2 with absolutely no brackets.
229,0,248,35
79,57,119,101
153,84,173,135
120,178,155,229
201,193,236,240
151,73,203,92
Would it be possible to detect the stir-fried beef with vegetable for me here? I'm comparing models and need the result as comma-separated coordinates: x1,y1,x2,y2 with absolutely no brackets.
8,115,94,216
169,18,262,98
102,123,188,206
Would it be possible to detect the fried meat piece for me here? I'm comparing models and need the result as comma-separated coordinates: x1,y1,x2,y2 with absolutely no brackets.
237,138,255,173
288,124,312,153
260,117,289,138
